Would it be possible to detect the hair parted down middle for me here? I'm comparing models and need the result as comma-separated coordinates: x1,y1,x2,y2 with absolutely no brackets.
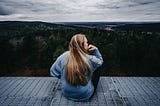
65,34,92,86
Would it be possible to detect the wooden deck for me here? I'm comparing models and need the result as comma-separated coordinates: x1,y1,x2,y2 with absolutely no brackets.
0,77,160,106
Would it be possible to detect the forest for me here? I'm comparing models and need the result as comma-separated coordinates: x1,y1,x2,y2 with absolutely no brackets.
0,21,160,76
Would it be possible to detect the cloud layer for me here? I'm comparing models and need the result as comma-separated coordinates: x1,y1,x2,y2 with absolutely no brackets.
0,0,160,22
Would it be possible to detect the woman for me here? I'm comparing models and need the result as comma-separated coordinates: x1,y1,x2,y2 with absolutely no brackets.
50,34,103,101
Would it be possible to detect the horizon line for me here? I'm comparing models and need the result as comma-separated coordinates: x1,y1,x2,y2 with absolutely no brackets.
1,20,160,24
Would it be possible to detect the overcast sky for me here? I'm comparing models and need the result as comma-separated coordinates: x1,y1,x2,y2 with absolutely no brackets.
0,0,160,22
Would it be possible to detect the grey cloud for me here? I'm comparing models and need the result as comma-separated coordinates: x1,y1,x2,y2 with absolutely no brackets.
95,0,122,10
0,0,160,22
131,0,157,4
129,0,160,6
139,1,154,5
0,0,65,14
0,6,14,15
19,16,30,19
97,4,121,9
0,1,29,15
127,1,156,8
27,1,72,15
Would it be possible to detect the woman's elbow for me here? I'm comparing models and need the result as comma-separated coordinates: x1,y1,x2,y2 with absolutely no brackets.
100,60,103,66
98,59,103,66
50,69,54,77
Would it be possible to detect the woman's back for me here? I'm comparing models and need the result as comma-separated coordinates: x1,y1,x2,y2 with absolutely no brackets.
50,34,103,101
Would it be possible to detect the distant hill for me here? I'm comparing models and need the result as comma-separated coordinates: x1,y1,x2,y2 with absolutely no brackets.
113,23,160,32
0,21,76,37
56,22,160,32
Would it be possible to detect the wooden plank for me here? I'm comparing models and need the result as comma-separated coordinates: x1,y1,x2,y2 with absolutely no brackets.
26,97,37,105
48,79,61,105
59,92,68,105
16,78,34,96
121,77,143,106
0,77,160,106
118,77,133,96
17,97,30,106
96,80,108,106
151,77,160,89
36,79,51,97
66,98,75,106
35,78,56,106
0,77,59,106
113,77,139,106
9,79,28,96
23,79,40,96
50,90,62,105
145,77,160,97
2,97,15,105
45,79,58,98
0,78,11,89
112,77,127,96
112,77,132,106
0,78,18,96
100,77,115,106
29,79,45,96
123,77,144,106
116,77,143,106
36,78,59,106
138,77,160,105
0,96,7,105
90,92,99,106
1,79,23,97
111,77,130,106
131,77,150,106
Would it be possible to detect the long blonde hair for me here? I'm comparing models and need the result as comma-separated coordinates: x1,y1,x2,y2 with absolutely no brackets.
66,34,92,86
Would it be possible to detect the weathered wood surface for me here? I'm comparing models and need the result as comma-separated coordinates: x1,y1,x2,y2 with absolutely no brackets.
0,77,160,106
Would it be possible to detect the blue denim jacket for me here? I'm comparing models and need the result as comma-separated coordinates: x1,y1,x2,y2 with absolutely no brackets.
50,49,103,101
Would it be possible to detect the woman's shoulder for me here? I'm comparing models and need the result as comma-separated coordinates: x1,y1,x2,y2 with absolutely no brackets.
62,51,69,56
58,51,69,59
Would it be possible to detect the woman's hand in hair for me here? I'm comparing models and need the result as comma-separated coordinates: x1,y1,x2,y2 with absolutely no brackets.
88,44,97,51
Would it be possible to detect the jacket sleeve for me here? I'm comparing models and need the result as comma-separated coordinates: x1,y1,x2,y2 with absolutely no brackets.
88,49,103,71
50,55,62,79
